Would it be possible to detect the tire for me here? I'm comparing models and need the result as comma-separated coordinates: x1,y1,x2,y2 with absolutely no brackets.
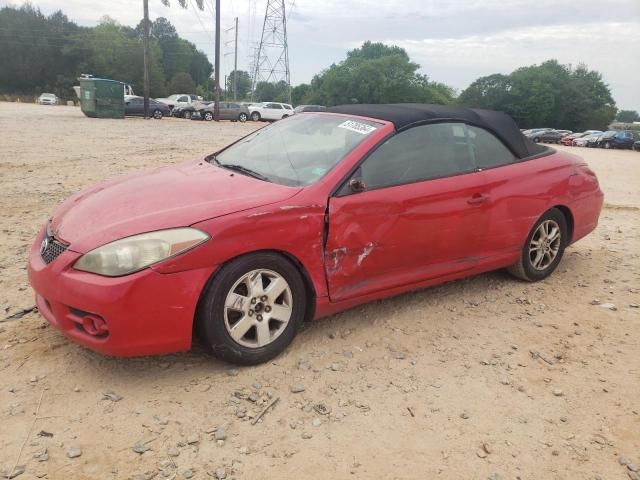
153,109,163,119
204,111,213,121
282,114,289,119
250,111,261,121
604,141,611,149
196,252,307,365
507,208,568,282
184,111,192,120
533,137,540,143
238,113,248,122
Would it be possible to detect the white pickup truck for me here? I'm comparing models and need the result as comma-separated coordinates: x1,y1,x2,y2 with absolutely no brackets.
155,94,203,111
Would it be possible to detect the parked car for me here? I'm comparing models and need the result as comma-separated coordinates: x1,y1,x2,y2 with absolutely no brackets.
531,130,564,144
124,96,170,119
198,102,250,122
560,132,586,146
633,140,640,152
294,105,327,113
587,130,617,147
523,129,554,142
595,130,637,149
249,102,294,121
174,101,212,119
38,93,58,105
27,104,603,365
555,130,573,136
155,94,202,111
573,133,602,147
560,130,602,146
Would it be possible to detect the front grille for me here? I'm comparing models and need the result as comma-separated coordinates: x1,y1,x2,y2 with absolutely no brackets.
41,237,68,264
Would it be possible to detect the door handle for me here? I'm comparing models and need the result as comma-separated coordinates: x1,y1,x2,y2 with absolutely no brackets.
467,193,489,205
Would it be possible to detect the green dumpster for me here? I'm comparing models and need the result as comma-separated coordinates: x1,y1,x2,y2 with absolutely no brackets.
79,78,125,118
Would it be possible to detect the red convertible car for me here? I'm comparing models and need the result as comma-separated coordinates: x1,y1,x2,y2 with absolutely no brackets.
28,104,604,364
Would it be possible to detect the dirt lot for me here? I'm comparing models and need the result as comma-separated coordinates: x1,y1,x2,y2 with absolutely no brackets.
1,102,639,480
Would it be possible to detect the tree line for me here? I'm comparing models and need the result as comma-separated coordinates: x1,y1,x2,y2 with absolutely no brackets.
0,4,213,100
223,43,624,131
2,4,631,130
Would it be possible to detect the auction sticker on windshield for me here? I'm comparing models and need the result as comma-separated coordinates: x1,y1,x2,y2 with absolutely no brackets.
337,120,377,135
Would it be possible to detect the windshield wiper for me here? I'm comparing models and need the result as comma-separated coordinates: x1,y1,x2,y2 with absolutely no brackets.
218,163,271,182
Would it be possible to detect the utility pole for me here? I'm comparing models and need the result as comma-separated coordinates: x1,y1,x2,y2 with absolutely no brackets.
142,0,150,119
213,0,221,121
233,16,238,100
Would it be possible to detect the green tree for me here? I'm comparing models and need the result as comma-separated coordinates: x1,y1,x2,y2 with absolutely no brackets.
253,80,290,102
616,110,640,123
291,83,312,105
458,60,616,131
457,74,511,111
303,41,454,106
225,70,252,99
169,72,196,93
63,20,167,97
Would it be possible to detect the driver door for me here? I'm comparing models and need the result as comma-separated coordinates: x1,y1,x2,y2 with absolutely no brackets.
324,122,491,302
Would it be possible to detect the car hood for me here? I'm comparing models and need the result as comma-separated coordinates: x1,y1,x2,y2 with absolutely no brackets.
50,160,302,253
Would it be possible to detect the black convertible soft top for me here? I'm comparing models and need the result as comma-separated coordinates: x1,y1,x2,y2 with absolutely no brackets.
326,103,547,159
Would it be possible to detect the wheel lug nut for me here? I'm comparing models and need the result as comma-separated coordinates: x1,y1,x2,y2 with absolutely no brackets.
265,306,271,313
260,295,267,302
257,314,263,321
251,298,257,304
248,310,254,316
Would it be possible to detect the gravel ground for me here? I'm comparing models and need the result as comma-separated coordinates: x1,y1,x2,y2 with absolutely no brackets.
1,102,639,480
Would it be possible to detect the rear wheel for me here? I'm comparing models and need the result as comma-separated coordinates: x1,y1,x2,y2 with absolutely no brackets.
204,111,213,121
184,111,192,120
196,252,307,365
153,109,163,119
604,141,611,149
533,137,541,143
238,112,248,122
507,208,567,282
251,111,261,121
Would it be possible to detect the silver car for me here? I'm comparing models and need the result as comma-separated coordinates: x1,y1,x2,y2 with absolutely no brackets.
198,102,250,122
38,93,58,105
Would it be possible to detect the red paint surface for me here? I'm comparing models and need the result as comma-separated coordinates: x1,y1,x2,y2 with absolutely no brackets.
28,115,603,356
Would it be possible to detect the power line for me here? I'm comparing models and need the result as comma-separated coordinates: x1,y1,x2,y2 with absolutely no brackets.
189,0,215,43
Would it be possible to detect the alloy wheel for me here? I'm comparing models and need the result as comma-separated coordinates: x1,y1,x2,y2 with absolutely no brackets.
529,220,561,271
223,269,293,348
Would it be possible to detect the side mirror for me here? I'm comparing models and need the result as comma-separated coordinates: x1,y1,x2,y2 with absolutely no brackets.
349,178,366,193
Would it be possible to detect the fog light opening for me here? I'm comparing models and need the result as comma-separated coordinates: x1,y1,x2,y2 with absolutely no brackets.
82,315,108,336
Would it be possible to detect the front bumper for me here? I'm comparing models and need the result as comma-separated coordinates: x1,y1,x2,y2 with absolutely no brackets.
27,228,215,356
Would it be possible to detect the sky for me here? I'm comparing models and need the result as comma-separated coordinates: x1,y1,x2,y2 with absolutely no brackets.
5,0,640,110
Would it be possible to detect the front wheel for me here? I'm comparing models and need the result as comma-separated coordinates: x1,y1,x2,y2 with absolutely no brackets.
238,113,248,122
604,141,611,149
196,253,307,365
153,109,163,119
533,137,540,143
507,208,567,282
184,111,192,120
250,112,261,121
203,111,213,121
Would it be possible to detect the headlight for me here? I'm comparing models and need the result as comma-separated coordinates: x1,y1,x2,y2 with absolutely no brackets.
74,228,209,276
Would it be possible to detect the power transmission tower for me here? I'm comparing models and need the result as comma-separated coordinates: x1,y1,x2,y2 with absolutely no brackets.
251,0,291,102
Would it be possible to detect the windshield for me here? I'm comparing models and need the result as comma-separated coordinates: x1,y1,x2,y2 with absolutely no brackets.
210,114,381,187
168,94,180,100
